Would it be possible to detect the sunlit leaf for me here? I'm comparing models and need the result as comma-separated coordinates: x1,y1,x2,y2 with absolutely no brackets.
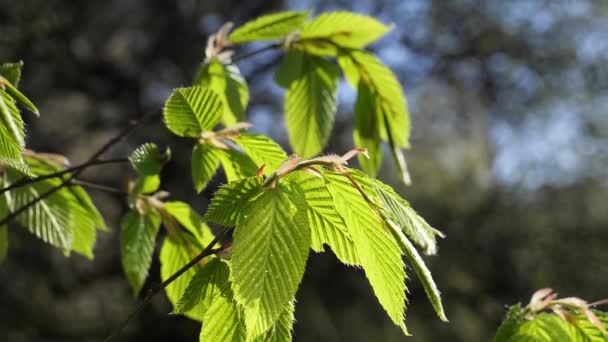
231,182,310,337
195,61,249,125
129,142,170,176
163,86,223,137
120,209,161,296
204,177,262,227
284,55,339,158
174,257,230,316
191,143,221,193
229,11,310,44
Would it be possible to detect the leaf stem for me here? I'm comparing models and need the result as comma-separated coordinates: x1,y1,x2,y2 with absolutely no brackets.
103,227,230,342
231,43,281,63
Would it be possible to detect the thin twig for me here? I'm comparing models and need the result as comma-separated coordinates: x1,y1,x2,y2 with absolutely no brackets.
0,111,158,227
0,158,129,195
70,179,127,195
231,43,281,63
104,227,230,342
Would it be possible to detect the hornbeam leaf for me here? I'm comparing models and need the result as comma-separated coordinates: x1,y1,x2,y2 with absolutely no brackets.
195,61,249,126
0,89,25,147
0,123,29,174
274,50,304,88
0,62,23,86
568,311,608,342
373,179,442,255
387,220,447,322
219,148,259,181
251,302,296,342
174,257,230,316
508,313,575,341
289,172,359,265
299,12,392,50
1,78,39,115
354,83,382,176
120,209,161,296
284,55,339,158
494,304,526,342
231,182,310,337
129,142,170,176
191,143,221,193
164,201,215,245
163,86,223,137
204,177,262,227
350,50,410,148
199,286,247,342
232,133,288,174
325,171,408,335
229,11,310,44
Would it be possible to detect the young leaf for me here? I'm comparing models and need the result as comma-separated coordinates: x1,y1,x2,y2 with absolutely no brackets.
174,257,230,316
131,175,161,196
299,12,392,50
191,143,221,193
129,142,170,176
0,89,26,147
194,61,249,126
0,62,23,86
163,86,223,137
373,179,442,255
204,177,262,227
229,11,310,44
231,182,310,337
508,313,575,341
120,209,161,296
274,50,304,88
219,148,259,181
289,172,359,265
325,172,409,334
250,302,296,342
1,78,39,115
354,83,382,176
0,226,6,265
284,55,339,158
494,304,525,342
232,133,288,174
199,286,247,342
164,201,215,245
387,220,447,322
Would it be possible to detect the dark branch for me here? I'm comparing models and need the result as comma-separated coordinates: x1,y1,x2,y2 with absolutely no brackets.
0,158,129,195
104,227,230,342
70,179,127,195
231,43,281,63
0,110,158,227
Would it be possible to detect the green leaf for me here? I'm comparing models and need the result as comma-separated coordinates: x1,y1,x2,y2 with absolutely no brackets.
354,83,382,176
568,311,608,342
0,89,26,147
284,55,339,158
337,52,359,88
199,286,247,342
163,86,223,137
219,148,259,181
508,313,574,341
299,12,392,50
120,209,161,296
229,11,310,44
192,143,221,193
350,51,410,148
1,78,39,115
387,219,447,322
373,179,442,255
131,175,161,196
174,257,230,316
232,133,288,174
494,304,526,342
194,61,249,126
231,182,310,337
325,171,408,334
0,226,6,265
0,61,23,86
0,123,29,175
129,143,170,176
251,302,296,342
288,172,359,265
274,50,304,88
164,201,215,246
204,177,262,227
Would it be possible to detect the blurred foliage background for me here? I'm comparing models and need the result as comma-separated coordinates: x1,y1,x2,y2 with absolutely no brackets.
1,0,607,341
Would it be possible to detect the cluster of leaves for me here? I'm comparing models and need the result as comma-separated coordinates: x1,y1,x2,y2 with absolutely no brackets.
114,12,447,340
0,62,107,263
495,288,608,342
199,10,412,184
